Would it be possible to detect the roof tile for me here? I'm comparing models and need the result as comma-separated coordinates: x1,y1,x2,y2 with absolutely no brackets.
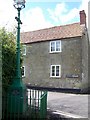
21,22,84,44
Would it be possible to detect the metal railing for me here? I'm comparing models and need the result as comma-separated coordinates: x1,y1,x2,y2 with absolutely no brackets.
2,87,47,119
27,89,47,119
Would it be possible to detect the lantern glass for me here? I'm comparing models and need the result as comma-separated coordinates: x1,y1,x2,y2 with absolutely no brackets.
13,0,25,9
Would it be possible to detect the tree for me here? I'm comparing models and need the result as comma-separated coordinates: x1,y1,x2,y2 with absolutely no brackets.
0,28,23,93
0,28,16,92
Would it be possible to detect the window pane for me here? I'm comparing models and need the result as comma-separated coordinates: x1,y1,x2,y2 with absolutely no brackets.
52,66,55,76
22,45,26,55
21,67,25,76
51,42,55,52
56,66,59,76
56,41,60,51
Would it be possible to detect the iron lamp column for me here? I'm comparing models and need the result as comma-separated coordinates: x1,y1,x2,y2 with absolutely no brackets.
16,8,22,81
14,0,25,85
7,0,27,116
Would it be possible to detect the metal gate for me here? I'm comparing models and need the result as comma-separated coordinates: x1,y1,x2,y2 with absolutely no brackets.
2,87,47,119
27,89,47,119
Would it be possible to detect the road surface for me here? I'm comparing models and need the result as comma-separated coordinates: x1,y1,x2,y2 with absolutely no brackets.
47,92,89,118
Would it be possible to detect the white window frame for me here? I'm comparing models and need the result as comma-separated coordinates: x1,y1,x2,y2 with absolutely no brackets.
50,65,61,78
22,45,26,55
50,40,61,53
21,66,25,77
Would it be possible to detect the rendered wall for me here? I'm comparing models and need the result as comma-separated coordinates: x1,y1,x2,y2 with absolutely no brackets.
22,37,83,89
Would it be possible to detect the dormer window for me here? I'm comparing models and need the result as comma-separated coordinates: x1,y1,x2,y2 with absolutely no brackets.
50,40,61,53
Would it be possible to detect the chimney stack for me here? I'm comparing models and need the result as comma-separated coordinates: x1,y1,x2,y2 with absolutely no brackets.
79,10,86,25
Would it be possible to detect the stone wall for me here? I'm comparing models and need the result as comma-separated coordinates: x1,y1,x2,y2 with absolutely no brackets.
22,37,83,89
88,1,90,90
81,28,89,90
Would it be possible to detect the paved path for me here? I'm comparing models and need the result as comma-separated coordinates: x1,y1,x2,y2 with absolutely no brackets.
47,92,89,118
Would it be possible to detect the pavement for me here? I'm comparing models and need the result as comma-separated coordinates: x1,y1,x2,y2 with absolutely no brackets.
47,92,89,119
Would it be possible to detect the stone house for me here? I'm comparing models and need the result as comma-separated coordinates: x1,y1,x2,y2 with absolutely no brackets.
21,10,89,90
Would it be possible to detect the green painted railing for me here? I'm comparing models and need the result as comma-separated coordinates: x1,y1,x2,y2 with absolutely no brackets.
2,92,28,119
40,91,47,119
2,88,47,119
27,89,47,119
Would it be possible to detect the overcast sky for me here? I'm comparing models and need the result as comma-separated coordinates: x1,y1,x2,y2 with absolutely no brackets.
0,0,89,32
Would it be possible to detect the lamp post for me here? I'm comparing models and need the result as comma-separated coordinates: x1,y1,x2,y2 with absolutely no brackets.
7,0,27,117
13,0,25,86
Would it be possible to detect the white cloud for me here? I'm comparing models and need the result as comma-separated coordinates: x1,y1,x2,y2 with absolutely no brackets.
47,3,67,23
47,0,89,26
60,8,79,24
21,7,53,32
0,0,90,32
54,3,67,16
0,0,17,31
0,0,53,32
47,3,79,25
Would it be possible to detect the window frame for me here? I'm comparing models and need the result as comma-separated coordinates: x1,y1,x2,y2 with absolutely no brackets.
21,66,25,77
50,40,61,53
22,45,26,55
50,65,61,78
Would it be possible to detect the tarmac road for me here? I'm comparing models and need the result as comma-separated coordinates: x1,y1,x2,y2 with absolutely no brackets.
47,92,89,118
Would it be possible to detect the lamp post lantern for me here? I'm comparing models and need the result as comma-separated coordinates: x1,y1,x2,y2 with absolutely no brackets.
7,0,27,117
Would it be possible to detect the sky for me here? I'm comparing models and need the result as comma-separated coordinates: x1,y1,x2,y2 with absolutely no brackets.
0,0,89,32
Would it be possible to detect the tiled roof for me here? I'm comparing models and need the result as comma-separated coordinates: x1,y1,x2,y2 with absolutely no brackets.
21,22,84,44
